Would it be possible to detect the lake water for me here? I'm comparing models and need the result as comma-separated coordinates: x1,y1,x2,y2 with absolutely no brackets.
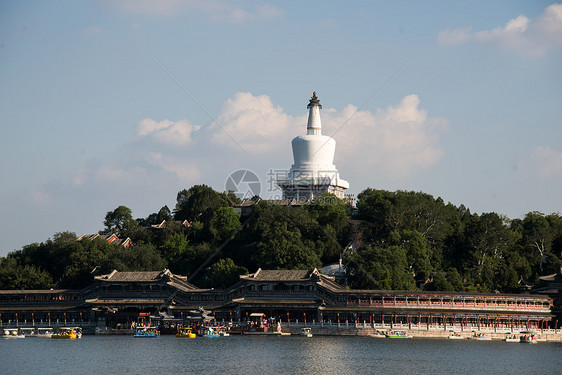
2,335,560,375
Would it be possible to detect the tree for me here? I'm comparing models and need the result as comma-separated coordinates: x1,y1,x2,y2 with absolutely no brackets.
356,189,459,249
425,272,453,291
390,230,432,283
58,239,108,288
345,244,416,291
209,207,242,243
174,185,231,222
204,258,248,289
103,206,138,238
465,213,518,270
445,268,465,291
236,203,322,270
138,205,172,227
306,193,350,236
104,243,167,273
161,233,190,262
0,258,54,290
519,212,557,274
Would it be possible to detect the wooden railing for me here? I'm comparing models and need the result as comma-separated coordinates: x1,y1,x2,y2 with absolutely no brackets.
344,299,550,312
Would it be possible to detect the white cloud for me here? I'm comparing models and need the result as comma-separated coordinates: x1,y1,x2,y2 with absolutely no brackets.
212,92,301,154
71,164,151,188
53,92,444,219
136,118,200,146
438,3,562,57
108,0,284,22
145,153,201,184
321,94,446,178
531,146,562,179
212,92,445,178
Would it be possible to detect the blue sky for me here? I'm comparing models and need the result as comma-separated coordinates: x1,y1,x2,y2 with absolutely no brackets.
1,1,561,256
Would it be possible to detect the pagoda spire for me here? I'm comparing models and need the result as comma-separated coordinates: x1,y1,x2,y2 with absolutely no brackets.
306,91,322,135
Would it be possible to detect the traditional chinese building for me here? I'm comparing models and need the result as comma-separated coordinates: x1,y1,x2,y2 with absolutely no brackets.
0,268,555,333
77,233,133,248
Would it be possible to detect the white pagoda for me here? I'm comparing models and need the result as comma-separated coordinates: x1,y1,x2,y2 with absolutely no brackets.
277,92,349,201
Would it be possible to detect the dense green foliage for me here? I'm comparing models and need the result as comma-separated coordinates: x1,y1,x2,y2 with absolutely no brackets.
0,185,560,293
346,189,561,292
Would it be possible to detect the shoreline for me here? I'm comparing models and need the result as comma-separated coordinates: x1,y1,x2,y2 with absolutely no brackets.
281,326,562,341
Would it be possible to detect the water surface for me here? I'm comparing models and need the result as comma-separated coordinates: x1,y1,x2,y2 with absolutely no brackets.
2,335,560,374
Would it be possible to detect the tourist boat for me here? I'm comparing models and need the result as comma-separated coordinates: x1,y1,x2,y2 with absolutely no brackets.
217,327,230,337
200,326,221,337
20,328,36,337
385,330,412,338
72,327,83,338
176,327,196,338
36,328,54,338
469,333,491,341
133,327,159,338
52,327,77,339
503,335,519,343
448,332,464,340
301,327,312,337
2,328,25,339
368,331,386,338
520,335,538,344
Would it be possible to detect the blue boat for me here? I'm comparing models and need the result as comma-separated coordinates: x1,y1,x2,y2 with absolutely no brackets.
133,327,160,338
200,327,220,337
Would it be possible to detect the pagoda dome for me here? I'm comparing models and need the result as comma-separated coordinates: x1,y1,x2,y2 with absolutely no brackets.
277,92,349,200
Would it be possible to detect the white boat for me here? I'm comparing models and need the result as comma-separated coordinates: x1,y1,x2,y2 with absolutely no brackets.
36,328,54,338
301,327,312,337
448,332,464,340
469,333,491,341
369,331,386,338
2,328,25,339
503,335,519,343
20,328,36,337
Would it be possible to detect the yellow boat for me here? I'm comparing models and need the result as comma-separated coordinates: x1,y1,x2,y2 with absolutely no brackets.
176,327,196,338
51,327,77,339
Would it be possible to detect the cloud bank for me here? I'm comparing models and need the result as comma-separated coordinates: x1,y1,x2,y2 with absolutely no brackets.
210,92,446,179
438,3,562,57
39,92,446,207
